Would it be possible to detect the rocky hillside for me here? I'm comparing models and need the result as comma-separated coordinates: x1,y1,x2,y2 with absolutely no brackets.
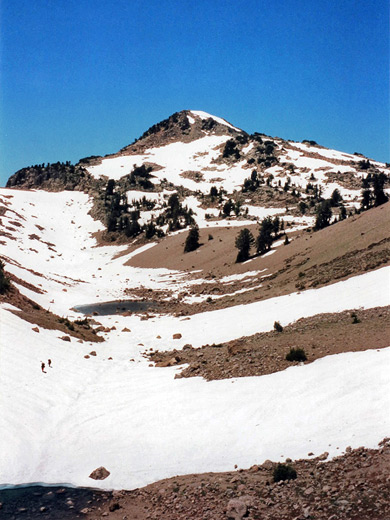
5,110,390,247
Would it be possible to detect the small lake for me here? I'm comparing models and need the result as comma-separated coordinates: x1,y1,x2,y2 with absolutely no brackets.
72,300,158,316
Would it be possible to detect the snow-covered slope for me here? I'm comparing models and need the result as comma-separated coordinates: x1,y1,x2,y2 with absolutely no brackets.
80,109,389,208
1,272,389,489
1,110,390,491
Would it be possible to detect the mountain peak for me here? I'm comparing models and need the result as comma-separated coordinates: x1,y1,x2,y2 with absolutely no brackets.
120,110,244,154
188,110,242,132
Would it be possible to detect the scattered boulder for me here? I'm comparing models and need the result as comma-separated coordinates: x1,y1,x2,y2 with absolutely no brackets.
122,327,131,332
89,466,110,480
318,451,329,460
60,335,71,342
84,355,90,359
89,351,97,356
157,356,181,367
262,459,273,470
173,333,182,339
109,501,120,512
226,497,247,519
32,326,39,333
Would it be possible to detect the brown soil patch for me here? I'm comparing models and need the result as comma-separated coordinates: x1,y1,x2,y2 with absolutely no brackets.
285,142,361,169
1,279,103,343
127,203,390,313
149,306,390,380
2,441,389,519
180,170,205,182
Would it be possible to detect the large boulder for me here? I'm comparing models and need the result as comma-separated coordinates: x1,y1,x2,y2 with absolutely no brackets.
89,466,110,480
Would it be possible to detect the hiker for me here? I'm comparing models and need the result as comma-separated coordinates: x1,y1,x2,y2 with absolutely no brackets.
48,359,52,368
41,362,46,373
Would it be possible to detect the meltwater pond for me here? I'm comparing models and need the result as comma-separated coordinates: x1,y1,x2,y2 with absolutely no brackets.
73,300,158,316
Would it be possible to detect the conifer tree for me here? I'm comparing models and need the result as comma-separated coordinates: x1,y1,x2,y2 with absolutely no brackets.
235,228,254,262
184,226,200,252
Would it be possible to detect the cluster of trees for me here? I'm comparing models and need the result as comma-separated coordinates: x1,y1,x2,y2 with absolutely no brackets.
235,216,284,262
361,172,388,210
222,135,250,160
159,193,195,232
242,170,265,192
125,164,154,190
221,198,243,217
103,181,196,241
223,139,241,160
254,140,278,168
313,188,348,230
206,186,246,219
6,161,90,191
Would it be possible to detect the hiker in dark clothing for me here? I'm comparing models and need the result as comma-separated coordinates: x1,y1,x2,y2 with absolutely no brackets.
48,359,52,368
41,362,46,373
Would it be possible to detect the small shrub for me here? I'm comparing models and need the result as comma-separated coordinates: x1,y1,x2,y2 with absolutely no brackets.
286,347,307,362
59,317,75,331
273,463,297,482
0,260,11,294
274,321,283,332
74,317,91,328
351,312,361,324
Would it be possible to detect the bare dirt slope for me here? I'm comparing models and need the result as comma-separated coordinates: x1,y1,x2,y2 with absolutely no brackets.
127,202,390,310
150,306,390,380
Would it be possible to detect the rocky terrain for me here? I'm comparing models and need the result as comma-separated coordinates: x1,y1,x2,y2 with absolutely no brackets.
149,306,390,380
1,440,389,520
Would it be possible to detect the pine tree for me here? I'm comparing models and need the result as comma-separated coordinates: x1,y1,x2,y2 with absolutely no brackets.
361,189,372,210
184,226,200,253
256,217,274,254
372,173,388,206
235,228,254,262
330,188,342,207
314,200,332,230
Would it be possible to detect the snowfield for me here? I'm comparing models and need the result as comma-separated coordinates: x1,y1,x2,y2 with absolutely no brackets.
1,121,390,493
0,186,389,490
1,305,389,490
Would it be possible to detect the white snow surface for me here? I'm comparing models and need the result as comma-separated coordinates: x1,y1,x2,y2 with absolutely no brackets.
190,110,242,132
86,135,236,192
1,187,390,490
1,305,389,490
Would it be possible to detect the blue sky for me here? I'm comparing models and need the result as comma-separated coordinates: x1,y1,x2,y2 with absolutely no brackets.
1,0,389,185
